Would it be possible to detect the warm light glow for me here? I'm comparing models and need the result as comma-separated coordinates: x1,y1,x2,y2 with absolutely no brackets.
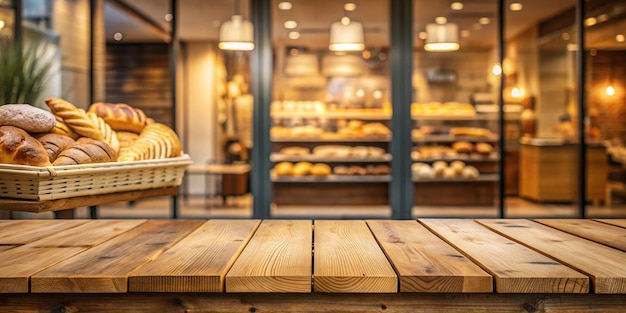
585,17,597,27
218,42,254,50
492,64,502,76
219,15,254,51
113,32,123,41
479,17,490,25
356,89,365,97
284,20,297,29
597,14,609,22
278,1,292,10
418,31,428,39
435,17,447,25
341,16,351,25
344,2,356,11
451,2,464,10
509,2,522,11
567,43,578,51
288,31,300,39
562,32,570,40
511,87,522,98
329,20,364,52
165,14,172,22
606,85,615,96
329,43,364,51
373,90,383,99
0,20,5,29
425,42,460,52
425,23,459,52
460,30,470,38
616,34,625,42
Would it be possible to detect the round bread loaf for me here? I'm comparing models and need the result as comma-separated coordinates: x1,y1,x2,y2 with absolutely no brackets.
0,104,56,133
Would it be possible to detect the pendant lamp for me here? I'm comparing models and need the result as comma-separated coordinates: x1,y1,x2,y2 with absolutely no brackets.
329,16,364,52
424,22,459,52
219,0,254,51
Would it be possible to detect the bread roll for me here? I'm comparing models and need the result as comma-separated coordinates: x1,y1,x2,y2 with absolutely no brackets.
45,98,104,141
475,142,493,155
310,163,331,176
280,146,309,156
462,166,480,179
274,162,293,176
443,167,457,179
0,126,52,166
292,162,312,176
88,102,148,133
432,160,447,176
0,104,56,133
452,141,473,154
53,137,117,166
51,116,80,139
117,123,182,162
450,160,466,175
36,133,76,162
333,165,349,175
347,165,367,176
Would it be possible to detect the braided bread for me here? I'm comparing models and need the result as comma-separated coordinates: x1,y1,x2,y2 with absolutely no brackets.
88,102,148,133
118,123,182,162
50,116,80,139
88,112,120,153
45,98,104,141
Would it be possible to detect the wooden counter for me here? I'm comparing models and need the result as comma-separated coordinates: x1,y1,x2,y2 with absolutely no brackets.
0,219,625,312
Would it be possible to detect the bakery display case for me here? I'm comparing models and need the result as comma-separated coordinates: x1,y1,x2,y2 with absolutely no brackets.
411,102,500,206
270,101,392,206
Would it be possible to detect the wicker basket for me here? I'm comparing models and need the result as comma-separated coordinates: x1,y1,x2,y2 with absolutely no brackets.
0,155,192,201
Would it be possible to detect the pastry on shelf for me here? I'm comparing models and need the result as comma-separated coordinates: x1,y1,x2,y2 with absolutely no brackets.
452,141,473,154
291,125,323,138
333,165,349,175
450,160,466,175
270,126,291,138
362,122,391,138
443,167,457,179
432,160,448,177
462,165,480,179
292,161,313,176
412,163,434,180
449,127,492,138
274,162,293,176
280,146,310,156
475,142,494,156
310,163,331,176
347,165,367,176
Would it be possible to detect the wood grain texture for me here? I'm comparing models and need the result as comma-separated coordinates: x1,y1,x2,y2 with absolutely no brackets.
129,219,260,292
226,220,312,293
27,220,147,248
314,220,397,293
0,246,86,293
534,219,626,252
0,220,88,245
1,293,626,313
30,220,203,293
367,220,492,293
0,246,15,252
420,219,589,293
477,219,626,294
595,219,626,229
0,187,177,213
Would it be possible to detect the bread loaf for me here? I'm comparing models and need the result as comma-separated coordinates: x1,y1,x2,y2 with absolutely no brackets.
87,112,119,152
88,102,148,133
45,98,104,141
117,123,182,162
53,137,117,166
117,131,140,150
0,104,56,133
0,126,52,166
36,133,76,162
50,116,80,139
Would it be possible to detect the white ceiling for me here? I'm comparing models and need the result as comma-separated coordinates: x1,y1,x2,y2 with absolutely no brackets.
104,0,626,50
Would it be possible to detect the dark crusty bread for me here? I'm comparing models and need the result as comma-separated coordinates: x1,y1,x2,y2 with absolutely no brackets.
53,137,117,166
88,102,148,133
36,133,76,162
0,126,52,166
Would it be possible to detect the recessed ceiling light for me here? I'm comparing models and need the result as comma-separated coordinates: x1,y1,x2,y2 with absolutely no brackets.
288,31,300,39
344,2,356,11
113,32,123,41
435,17,447,25
461,30,470,38
278,1,292,10
509,2,522,11
284,20,298,29
584,17,597,27
450,2,463,10
616,34,625,42
165,13,172,22
418,31,428,40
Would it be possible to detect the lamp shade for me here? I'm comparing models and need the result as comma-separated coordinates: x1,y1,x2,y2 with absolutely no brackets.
285,54,319,76
329,20,365,52
424,23,459,52
219,15,254,51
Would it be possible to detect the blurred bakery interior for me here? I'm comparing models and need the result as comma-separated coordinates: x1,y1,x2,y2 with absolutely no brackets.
2,0,626,219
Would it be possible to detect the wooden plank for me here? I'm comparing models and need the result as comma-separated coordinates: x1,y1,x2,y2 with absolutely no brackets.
0,187,177,213
595,219,626,229
535,219,626,252
30,220,203,293
129,220,260,292
0,220,88,245
477,219,626,294
314,220,397,293
420,219,589,293
0,246,16,252
226,220,312,293
26,220,147,248
0,246,87,293
367,220,492,293
1,293,626,313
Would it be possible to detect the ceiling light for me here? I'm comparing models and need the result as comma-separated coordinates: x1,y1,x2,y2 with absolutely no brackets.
435,17,447,25
424,23,459,52
344,2,356,11
284,20,297,29
329,18,365,52
492,65,502,76
509,2,522,11
278,1,292,10
450,2,463,10
288,31,300,39
113,32,123,41
479,17,490,25
606,85,615,96
616,34,625,42
0,20,5,29
219,15,254,51
584,17,597,27
164,13,173,22
418,31,428,40
460,30,470,38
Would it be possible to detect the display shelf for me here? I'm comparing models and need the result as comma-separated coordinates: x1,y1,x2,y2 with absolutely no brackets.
412,173,499,183
412,153,499,163
412,114,485,121
270,153,392,163
271,110,391,120
272,136,391,143
272,174,391,183
412,134,498,143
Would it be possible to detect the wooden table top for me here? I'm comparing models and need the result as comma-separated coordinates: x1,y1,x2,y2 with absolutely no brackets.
0,218,624,295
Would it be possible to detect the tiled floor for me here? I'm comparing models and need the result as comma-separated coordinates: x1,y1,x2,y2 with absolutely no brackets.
11,194,626,220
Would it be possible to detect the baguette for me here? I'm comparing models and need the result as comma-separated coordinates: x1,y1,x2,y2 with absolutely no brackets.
53,137,117,166
45,98,104,141
117,123,182,162
0,126,52,166
88,102,148,133
50,115,80,139
36,133,76,162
